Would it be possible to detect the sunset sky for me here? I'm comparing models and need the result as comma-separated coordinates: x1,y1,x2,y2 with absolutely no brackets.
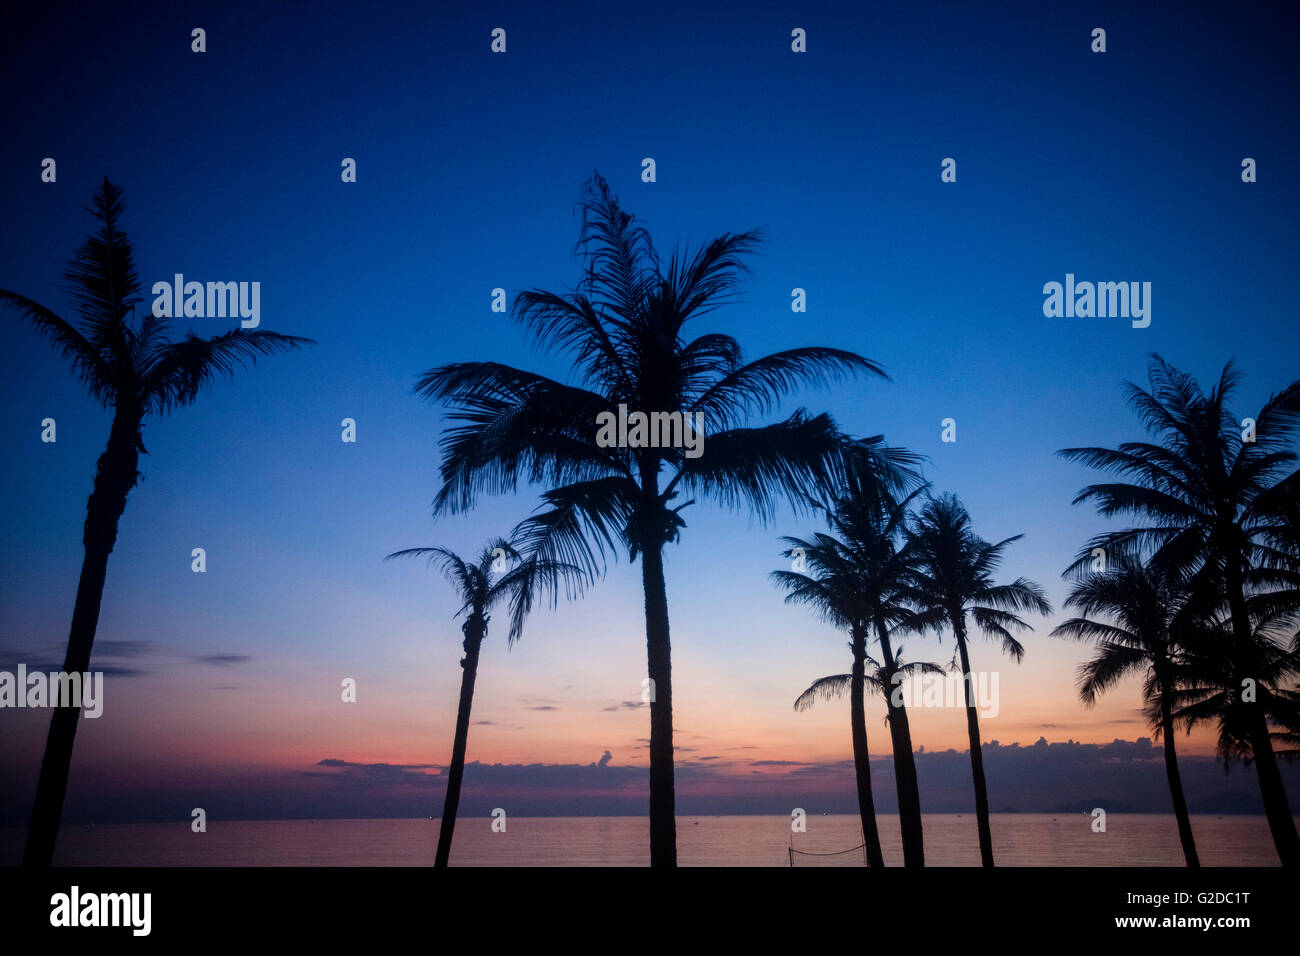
1,1,1298,823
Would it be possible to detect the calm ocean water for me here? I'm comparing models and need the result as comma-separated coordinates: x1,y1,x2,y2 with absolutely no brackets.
0,814,1289,866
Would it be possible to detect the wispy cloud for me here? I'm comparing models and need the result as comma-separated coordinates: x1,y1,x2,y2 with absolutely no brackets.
193,654,254,667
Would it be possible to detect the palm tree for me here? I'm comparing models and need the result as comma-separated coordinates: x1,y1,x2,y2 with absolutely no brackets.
906,493,1051,867
1051,557,1202,866
1,178,313,867
415,172,887,865
791,650,943,867
1272,690,1300,764
386,539,583,867
1059,354,1300,865
772,439,930,866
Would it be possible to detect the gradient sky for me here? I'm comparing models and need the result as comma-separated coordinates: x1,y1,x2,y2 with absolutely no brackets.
1,0,1298,822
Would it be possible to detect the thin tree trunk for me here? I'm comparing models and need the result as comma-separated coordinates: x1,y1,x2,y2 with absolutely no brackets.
24,412,140,867
1159,695,1199,867
954,619,994,867
434,613,485,868
875,616,924,867
641,539,676,867
1224,560,1300,866
850,628,886,867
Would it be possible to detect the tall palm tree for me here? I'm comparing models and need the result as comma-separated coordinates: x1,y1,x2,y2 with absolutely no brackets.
415,172,887,865
1,179,313,867
386,539,583,867
791,651,943,867
1051,557,1202,866
772,439,930,866
1059,354,1300,865
906,493,1051,867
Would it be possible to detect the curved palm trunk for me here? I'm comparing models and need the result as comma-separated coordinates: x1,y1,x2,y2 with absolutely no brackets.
953,616,994,867
874,618,924,867
434,613,485,868
850,629,886,868
24,411,140,868
641,539,677,867
1158,694,1199,867
1225,564,1300,866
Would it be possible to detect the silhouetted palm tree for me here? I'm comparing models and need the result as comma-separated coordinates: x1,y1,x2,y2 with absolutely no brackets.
1052,557,1202,866
1059,354,1300,865
906,494,1051,867
415,172,886,865
386,539,583,867
791,650,942,867
1165,596,1300,832
772,439,930,866
1,179,313,867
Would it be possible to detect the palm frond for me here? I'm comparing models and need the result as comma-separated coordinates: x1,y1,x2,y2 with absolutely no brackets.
0,290,114,404
672,410,843,521
143,329,314,414
794,674,853,712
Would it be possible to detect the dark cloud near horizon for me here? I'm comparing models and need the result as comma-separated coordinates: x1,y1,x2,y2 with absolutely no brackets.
5,737,1297,826
300,759,444,789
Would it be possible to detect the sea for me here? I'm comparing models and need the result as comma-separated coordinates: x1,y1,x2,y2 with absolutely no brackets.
0,814,1289,866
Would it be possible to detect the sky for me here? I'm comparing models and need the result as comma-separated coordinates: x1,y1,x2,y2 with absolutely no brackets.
1,0,1298,824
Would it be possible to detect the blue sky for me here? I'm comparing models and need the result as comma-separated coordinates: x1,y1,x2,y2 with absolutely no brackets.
1,0,1297,821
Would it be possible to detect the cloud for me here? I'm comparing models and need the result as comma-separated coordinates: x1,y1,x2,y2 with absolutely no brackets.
0,641,156,677
0,641,254,680
303,759,443,788
597,750,612,767
316,759,440,770
7,737,1297,826
193,654,253,667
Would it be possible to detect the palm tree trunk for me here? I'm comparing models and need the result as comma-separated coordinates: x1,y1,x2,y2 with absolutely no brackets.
434,613,485,868
850,630,886,867
640,538,677,867
954,620,994,867
1247,706,1300,866
875,618,924,867
1224,562,1300,866
1159,695,1199,867
24,413,140,867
